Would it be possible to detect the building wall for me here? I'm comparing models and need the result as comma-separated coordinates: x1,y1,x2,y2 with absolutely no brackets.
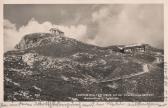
123,46,145,53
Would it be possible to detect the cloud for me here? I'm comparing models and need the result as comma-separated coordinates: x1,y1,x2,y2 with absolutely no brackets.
4,18,87,52
92,7,110,22
4,5,163,52
4,19,19,52
90,5,163,48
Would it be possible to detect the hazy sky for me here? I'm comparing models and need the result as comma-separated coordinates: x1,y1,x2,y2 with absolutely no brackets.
4,4,164,51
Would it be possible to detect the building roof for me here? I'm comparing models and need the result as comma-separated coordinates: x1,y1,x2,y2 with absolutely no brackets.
118,44,147,50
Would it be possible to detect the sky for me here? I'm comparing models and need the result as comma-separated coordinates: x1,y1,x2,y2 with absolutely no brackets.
4,4,164,52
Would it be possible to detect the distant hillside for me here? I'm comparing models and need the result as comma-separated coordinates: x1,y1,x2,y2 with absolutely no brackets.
4,33,164,101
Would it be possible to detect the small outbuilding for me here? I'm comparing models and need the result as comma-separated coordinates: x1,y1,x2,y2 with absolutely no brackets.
49,28,64,36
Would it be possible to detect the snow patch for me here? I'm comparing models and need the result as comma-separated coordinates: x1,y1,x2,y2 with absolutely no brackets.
32,86,42,92
5,77,21,87
22,53,37,66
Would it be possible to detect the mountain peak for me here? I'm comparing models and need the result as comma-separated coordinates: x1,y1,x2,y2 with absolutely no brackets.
14,32,99,57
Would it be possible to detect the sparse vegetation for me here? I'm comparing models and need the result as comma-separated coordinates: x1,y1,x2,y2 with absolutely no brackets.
4,33,164,101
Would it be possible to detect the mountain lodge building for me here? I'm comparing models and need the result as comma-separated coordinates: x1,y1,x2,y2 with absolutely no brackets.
49,28,64,36
119,44,147,54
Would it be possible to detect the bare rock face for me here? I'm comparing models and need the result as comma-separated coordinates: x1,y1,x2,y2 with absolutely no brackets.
15,33,53,49
4,33,164,101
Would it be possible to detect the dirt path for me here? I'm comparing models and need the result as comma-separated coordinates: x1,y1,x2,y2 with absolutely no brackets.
99,63,149,83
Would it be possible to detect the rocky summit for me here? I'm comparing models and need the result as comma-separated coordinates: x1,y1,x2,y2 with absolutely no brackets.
4,33,164,101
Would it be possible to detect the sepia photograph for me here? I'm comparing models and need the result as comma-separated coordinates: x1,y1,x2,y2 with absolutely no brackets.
3,4,164,102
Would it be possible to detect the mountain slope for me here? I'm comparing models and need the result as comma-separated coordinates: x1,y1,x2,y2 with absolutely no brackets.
4,33,164,101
